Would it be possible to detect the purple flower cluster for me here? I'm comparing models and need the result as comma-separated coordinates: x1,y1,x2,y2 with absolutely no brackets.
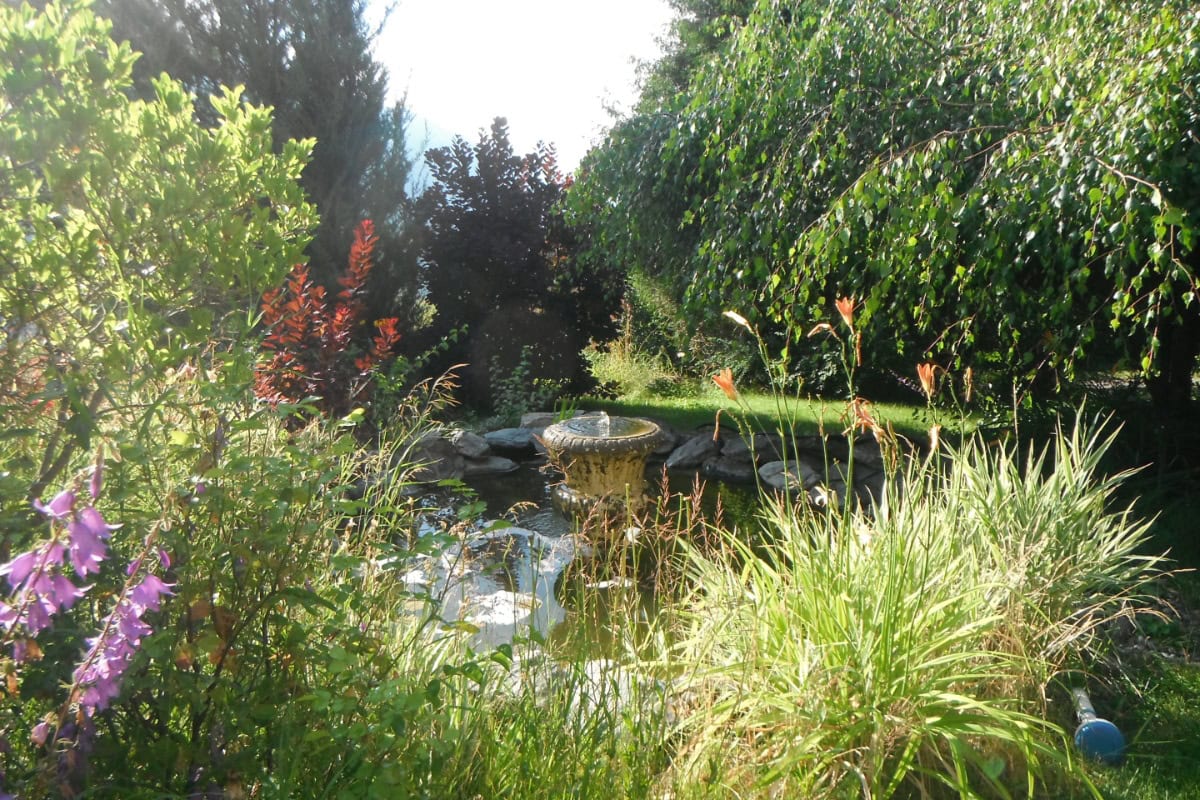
72,572,173,715
0,482,117,659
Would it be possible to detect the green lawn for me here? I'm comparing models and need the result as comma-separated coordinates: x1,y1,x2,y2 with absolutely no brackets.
580,385,945,442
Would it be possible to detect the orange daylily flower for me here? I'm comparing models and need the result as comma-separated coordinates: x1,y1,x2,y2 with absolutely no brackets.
916,362,937,401
835,297,855,331
712,368,739,401
846,396,883,438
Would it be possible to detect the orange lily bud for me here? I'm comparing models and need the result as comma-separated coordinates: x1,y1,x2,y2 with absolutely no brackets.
835,297,855,331
916,362,937,401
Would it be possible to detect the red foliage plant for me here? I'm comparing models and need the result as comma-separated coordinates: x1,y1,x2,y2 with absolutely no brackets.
254,220,401,417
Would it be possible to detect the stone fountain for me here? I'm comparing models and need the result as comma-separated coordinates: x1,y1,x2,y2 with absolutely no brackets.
540,412,664,519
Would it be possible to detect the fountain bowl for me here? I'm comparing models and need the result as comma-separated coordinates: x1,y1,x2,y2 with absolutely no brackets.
540,415,664,518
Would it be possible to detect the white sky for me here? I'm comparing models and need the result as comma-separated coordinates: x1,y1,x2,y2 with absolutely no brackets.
371,0,675,174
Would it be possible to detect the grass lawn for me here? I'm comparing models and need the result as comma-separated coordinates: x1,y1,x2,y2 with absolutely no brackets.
580,385,944,441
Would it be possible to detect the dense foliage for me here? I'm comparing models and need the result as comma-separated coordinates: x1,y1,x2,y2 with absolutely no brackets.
3,3,1193,798
418,118,623,405
0,5,461,796
97,0,427,332
255,219,402,419
571,0,1200,414
0,0,315,520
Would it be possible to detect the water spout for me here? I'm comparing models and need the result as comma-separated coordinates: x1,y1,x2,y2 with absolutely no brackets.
597,410,610,438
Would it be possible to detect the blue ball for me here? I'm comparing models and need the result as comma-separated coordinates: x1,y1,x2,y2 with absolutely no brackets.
1074,719,1126,766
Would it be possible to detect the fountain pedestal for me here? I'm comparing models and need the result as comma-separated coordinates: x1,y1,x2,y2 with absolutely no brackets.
540,415,664,520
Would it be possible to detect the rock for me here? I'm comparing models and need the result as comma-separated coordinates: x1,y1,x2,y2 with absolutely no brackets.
448,429,489,460
463,456,520,477
404,431,466,483
450,429,491,459
485,427,537,455
793,434,849,464
702,455,757,483
759,461,799,491
852,434,886,468
650,425,681,458
718,432,783,464
853,467,895,510
665,434,720,470
719,435,756,463
754,433,786,463
520,411,557,429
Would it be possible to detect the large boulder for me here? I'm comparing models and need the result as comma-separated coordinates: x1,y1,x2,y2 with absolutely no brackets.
485,427,538,455
758,459,822,492
403,430,466,483
464,456,520,477
702,455,757,484
665,434,720,470
720,432,784,464
450,429,491,459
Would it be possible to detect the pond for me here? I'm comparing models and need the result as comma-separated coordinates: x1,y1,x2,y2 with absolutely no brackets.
407,454,761,659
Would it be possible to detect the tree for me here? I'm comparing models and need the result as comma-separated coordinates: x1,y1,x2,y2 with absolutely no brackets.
0,0,315,514
418,118,620,405
95,0,425,330
572,0,1200,416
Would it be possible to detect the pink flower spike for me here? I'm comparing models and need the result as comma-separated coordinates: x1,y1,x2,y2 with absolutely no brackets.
24,600,51,634
68,519,109,577
130,575,174,612
33,489,75,520
0,550,39,589
48,574,84,612
31,720,51,747
79,507,119,539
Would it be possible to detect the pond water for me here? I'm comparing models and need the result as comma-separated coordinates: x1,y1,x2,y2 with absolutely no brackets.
423,456,759,657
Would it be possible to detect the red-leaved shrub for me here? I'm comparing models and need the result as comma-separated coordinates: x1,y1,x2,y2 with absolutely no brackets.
255,220,401,417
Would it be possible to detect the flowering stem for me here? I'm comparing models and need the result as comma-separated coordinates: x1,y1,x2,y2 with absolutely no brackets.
55,529,171,732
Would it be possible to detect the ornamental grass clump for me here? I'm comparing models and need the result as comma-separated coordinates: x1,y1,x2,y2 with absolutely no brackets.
669,416,1163,798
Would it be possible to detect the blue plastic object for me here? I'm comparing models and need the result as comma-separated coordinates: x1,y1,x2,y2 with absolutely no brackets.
1071,687,1125,766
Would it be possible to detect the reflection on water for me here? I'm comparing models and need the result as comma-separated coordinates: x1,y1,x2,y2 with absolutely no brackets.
444,457,758,657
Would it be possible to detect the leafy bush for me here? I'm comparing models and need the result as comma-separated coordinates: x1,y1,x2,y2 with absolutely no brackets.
582,300,689,400
0,0,315,527
255,219,402,419
488,345,567,427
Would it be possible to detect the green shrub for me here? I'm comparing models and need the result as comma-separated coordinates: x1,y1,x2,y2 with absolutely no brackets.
583,299,689,400
488,345,568,427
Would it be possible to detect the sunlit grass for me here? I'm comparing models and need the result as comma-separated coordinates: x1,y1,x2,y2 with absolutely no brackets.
584,385,943,441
